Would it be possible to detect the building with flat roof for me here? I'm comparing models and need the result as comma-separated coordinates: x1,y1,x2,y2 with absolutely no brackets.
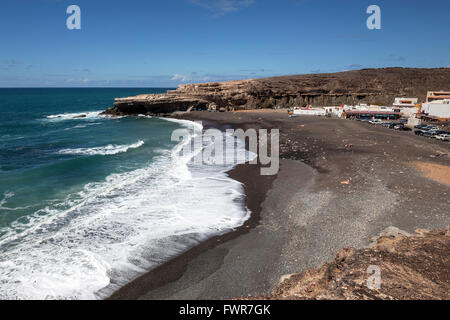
421,99,450,120
342,110,401,120
393,98,418,108
426,91,450,103
292,106,326,116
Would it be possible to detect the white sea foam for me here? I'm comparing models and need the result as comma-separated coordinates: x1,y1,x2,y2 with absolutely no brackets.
0,119,255,300
58,141,145,156
0,192,35,211
0,192,14,207
45,111,104,121
0,192,26,211
64,123,102,131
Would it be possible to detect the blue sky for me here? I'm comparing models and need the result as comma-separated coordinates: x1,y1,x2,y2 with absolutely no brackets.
0,0,449,87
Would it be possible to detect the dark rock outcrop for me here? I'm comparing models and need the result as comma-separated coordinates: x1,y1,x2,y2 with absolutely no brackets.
103,67,450,116
104,94,210,116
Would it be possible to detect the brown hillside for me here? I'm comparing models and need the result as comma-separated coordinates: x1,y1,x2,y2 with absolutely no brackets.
104,68,450,115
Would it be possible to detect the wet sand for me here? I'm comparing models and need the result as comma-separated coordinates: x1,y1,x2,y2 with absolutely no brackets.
109,111,450,300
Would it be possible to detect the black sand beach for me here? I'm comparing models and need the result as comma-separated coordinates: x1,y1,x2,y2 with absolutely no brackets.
109,110,450,300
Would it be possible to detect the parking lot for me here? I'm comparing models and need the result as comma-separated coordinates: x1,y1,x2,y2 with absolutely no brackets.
355,118,450,142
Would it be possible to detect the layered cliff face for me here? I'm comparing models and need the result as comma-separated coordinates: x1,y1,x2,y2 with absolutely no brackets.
103,68,450,116
109,94,210,115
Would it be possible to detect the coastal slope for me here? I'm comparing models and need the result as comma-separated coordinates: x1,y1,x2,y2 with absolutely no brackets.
103,68,450,116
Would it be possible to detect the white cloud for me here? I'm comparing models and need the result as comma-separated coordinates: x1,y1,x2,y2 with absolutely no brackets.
188,0,254,15
171,73,212,83
171,74,192,82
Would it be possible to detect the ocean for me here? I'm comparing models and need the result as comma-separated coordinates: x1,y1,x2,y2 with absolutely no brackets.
0,88,252,299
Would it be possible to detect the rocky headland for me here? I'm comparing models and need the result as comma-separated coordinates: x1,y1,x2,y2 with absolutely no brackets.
103,67,450,116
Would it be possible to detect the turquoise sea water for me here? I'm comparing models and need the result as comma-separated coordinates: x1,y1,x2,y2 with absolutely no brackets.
0,88,176,228
0,88,251,299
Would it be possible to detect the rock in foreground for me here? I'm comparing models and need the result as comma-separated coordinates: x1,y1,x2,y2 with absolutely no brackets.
261,228,449,300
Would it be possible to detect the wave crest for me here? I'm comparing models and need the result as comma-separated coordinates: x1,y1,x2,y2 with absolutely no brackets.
58,141,144,156
45,111,103,121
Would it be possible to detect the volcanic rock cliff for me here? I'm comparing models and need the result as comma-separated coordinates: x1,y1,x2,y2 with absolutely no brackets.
103,68,450,116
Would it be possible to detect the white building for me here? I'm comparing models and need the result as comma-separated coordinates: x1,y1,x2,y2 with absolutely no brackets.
421,99,450,119
324,106,344,116
426,91,450,103
293,107,326,116
393,98,418,108
344,104,395,112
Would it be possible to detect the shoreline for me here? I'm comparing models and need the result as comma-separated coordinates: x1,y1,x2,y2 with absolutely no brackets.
109,110,450,300
108,163,278,300
108,117,279,300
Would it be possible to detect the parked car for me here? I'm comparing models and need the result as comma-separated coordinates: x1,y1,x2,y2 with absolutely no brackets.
435,134,450,141
394,124,411,131
415,124,428,129
414,130,425,135
386,123,397,129
430,130,447,135
369,119,382,125
422,131,434,138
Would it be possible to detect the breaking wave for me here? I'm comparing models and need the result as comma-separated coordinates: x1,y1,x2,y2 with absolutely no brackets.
45,111,104,121
58,141,145,156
